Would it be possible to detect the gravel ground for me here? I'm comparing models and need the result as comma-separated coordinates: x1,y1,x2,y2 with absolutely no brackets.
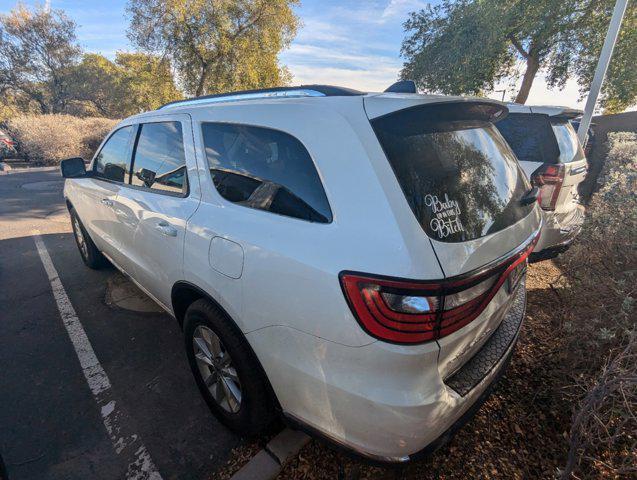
211,261,573,479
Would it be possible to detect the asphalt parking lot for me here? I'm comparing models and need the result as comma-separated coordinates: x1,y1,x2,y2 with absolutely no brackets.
0,170,242,479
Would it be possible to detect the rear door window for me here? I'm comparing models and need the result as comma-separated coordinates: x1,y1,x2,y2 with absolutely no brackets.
201,123,332,223
495,113,560,164
371,104,533,243
130,121,187,195
93,126,134,182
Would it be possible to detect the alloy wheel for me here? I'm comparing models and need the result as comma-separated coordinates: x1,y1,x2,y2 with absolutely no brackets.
192,325,242,413
73,216,89,260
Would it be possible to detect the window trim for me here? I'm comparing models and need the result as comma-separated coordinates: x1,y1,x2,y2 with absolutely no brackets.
125,120,190,199
199,121,333,224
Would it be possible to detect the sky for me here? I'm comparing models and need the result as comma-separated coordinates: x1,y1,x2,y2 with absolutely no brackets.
0,0,588,108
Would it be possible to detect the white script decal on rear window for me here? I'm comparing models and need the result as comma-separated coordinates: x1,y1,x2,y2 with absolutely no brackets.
424,193,465,239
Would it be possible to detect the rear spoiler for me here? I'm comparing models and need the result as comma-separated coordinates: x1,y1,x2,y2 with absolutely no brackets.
365,96,509,123
530,106,583,120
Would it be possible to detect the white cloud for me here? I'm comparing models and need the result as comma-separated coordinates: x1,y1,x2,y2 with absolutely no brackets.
288,64,399,92
284,43,400,69
295,18,350,44
281,42,401,91
381,0,429,20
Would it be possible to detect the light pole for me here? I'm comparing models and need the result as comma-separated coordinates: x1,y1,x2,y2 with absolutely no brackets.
577,0,629,144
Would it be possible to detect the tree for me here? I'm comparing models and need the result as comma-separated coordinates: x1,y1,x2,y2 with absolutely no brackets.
66,53,124,117
115,52,182,113
67,52,182,118
126,0,299,97
573,2,637,113
0,3,81,113
401,0,637,110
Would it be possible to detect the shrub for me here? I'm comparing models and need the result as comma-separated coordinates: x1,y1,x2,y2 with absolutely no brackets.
6,114,118,164
557,132,637,479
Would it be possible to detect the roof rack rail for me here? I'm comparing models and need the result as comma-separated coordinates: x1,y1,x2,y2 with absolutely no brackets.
159,85,364,109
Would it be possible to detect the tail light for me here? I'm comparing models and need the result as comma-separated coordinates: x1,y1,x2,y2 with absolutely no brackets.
340,233,538,344
531,164,565,211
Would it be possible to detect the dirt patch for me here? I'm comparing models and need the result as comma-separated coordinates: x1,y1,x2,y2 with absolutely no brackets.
105,272,163,313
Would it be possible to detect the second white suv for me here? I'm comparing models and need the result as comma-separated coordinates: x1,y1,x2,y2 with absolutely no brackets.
62,86,541,462
495,105,587,261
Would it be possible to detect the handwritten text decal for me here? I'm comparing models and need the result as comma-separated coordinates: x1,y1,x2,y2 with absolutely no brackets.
424,193,465,239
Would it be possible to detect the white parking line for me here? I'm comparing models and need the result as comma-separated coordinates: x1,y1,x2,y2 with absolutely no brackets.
33,232,163,480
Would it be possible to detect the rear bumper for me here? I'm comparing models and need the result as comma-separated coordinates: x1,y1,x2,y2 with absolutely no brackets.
533,205,585,256
248,282,527,462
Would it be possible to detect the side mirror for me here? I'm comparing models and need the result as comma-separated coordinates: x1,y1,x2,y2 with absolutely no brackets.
137,168,156,188
61,157,87,178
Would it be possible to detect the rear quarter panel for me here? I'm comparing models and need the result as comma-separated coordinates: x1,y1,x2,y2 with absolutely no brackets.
183,97,444,347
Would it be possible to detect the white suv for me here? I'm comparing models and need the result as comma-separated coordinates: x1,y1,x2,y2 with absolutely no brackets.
495,105,587,261
61,86,541,462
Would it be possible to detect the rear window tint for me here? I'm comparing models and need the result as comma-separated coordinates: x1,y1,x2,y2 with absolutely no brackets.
372,104,533,243
201,123,332,223
495,113,560,164
551,121,585,163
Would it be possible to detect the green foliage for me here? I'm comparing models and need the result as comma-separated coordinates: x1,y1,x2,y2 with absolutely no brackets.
401,1,515,96
115,52,183,113
0,4,182,119
126,0,299,96
574,3,637,113
67,52,182,117
401,0,637,111
0,4,81,114
66,54,124,117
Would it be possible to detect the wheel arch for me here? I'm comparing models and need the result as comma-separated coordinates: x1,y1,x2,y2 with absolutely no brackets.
171,281,214,328
171,280,282,411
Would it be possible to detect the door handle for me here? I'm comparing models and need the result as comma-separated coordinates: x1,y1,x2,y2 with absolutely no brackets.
101,198,114,207
155,221,178,237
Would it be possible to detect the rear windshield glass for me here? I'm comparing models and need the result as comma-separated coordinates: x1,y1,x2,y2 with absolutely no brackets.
371,104,533,243
551,121,585,163
495,113,560,164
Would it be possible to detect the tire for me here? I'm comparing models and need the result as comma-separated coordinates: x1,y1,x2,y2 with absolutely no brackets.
70,208,108,269
184,298,276,436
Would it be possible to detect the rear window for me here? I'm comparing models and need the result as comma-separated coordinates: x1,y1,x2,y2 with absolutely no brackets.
495,113,560,164
551,120,585,163
371,104,533,243
201,123,332,223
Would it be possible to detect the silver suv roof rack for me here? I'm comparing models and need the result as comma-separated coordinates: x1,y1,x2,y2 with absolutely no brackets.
159,85,364,109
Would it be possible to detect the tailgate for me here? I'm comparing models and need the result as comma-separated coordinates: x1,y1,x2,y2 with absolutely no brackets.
366,95,542,383
366,96,542,277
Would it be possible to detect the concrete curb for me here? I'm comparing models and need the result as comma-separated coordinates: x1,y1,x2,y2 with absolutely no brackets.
231,429,311,480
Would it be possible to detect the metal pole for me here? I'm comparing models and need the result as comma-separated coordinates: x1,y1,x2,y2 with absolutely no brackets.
577,0,629,144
